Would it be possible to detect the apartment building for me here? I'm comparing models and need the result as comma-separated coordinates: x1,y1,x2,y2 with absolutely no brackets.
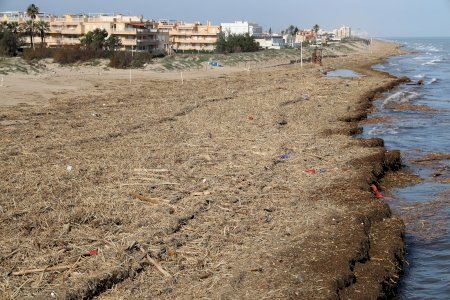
1,12,160,52
333,26,352,39
157,21,221,52
220,21,263,37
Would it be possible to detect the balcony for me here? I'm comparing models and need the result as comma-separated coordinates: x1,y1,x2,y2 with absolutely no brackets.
121,39,138,46
112,28,137,35
173,38,217,44
61,28,82,35
136,39,158,46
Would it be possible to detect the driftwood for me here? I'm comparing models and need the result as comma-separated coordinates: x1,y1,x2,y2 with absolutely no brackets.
139,247,172,278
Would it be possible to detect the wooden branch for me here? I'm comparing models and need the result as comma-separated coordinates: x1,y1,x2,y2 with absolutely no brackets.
139,247,172,278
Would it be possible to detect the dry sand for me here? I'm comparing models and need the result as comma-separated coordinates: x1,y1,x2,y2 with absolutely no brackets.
1,41,407,299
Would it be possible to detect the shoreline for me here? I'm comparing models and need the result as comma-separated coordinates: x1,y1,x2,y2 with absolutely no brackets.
0,40,411,298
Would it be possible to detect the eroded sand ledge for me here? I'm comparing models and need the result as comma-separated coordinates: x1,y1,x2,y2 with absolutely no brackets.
0,41,408,299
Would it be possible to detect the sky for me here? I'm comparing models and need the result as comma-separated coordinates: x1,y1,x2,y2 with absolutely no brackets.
1,0,450,37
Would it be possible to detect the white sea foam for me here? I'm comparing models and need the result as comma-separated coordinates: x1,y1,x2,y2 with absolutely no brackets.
423,59,442,66
428,78,438,85
382,91,420,108
414,74,425,79
368,125,399,136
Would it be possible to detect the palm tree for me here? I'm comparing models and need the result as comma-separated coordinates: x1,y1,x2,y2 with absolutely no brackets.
312,24,320,35
1,21,8,31
36,20,50,46
7,21,21,35
26,3,39,49
22,20,34,46
312,24,320,45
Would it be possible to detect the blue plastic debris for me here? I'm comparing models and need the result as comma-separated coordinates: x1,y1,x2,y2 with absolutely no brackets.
280,154,290,160
208,61,222,67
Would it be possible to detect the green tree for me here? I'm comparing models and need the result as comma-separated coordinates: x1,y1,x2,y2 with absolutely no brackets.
268,27,272,35
105,35,122,52
7,21,21,35
22,20,34,47
312,24,320,35
0,21,7,31
286,25,295,35
26,3,39,49
216,33,259,54
36,20,49,46
0,27,21,56
81,28,108,50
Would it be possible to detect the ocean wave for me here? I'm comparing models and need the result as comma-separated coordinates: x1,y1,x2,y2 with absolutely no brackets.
423,59,442,66
368,125,399,136
414,74,426,79
382,90,421,108
428,78,438,85
415,45,441,53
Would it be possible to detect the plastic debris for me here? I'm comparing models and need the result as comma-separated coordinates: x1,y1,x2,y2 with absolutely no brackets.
305,169,317,174
208,61,222,67
280,154,290,160
371,184,384,199
66,165,73,172
88,249,98,256
82,249,98,257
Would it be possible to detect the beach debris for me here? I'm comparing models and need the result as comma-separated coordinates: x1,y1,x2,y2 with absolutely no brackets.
248,115,254,121
277,119,288,126
66,165,73,172
371,184,384,199
280,154,291,160
84,249,98,257
305,169,317,174
139,247,172,279
208,61,222,67
192,191,211,197
92,112,101,117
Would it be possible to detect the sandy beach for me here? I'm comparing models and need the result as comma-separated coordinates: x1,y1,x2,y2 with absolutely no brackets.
0,40,408,299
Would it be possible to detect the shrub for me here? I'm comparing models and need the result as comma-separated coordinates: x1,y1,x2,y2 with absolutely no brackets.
216,33,259,54
52,46,107,64
23,47,53,61
109,51,153,69
109,51,132,68
131,52,153,68
0,30,21,56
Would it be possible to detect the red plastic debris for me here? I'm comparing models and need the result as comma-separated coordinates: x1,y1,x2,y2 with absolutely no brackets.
87,249,98,256
371,184,384,199
305,169,317,174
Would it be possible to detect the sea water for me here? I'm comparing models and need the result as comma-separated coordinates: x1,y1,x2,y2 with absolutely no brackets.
362,38,450,299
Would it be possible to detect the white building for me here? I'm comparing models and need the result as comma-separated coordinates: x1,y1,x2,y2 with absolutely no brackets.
336,26,352,39
255,35,285,50
220,21,263,37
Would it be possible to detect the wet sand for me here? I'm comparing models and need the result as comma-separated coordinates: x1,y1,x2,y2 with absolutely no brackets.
0,40,407,299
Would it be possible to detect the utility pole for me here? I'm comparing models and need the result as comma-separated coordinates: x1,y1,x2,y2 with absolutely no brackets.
129,45,134,84
300,41,303,68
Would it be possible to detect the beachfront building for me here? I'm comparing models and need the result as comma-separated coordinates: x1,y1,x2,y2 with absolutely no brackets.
157,21,221,52
255,35,286,50
333,26,352,39
295,30,316,43
220,21,263,37
0,12,162,52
